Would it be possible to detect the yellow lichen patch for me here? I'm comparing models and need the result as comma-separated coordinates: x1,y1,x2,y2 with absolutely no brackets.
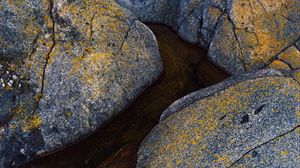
268,60,290,70
41,0,53,28
23,21,41,38
9,124,17,130
70,51,114,100
71,52,113,76
65,111,73,119
4,85,13,91
280,150,289,156
22,115,42,132
34,93,43,102
84,52,113,73
278,46,300,69
213,154,231,167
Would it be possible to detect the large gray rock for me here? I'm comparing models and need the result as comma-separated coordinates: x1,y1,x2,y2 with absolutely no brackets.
116,0,218,47
137,69,300,167
0,0,162,167
117,0,300,74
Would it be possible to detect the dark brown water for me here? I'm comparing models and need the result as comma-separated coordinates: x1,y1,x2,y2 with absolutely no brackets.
23,25,229,168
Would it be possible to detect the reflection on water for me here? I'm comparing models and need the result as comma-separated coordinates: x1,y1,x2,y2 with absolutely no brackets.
23,25,229,168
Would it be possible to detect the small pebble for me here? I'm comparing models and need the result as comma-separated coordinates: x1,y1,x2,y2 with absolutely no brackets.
12,75,17,80
20,148,25,155
7,82,12,87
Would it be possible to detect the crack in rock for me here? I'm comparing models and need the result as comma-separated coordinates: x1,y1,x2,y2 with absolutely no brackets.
32,0,56,114
229,125,300,167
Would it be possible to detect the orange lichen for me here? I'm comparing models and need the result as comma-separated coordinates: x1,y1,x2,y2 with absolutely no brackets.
268,60,290,70
278,46,300,69
230,0,299,70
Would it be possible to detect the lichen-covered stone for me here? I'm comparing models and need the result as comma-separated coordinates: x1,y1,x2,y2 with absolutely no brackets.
137,69,300,167
0,0,162,167
117,0,300,74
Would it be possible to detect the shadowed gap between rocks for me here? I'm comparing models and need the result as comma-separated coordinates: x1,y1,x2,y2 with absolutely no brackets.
22,24,229,168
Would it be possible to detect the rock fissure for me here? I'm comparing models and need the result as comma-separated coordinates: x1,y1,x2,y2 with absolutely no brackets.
230,125,300,167
210,12,226,36
280,15,298,23
248,1,261,45
113,19,137,57
32,0,56,114
277,58,294,69
265,37,300,69
230,20,247,71
177,6,199,27
256,0,267,14
27,33,41,60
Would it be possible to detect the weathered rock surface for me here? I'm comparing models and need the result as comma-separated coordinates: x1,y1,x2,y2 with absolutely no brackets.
137,69,300,167
0,0,162,167
117,0,300,74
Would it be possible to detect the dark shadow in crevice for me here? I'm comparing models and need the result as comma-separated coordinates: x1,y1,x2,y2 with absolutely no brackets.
22,24,229,168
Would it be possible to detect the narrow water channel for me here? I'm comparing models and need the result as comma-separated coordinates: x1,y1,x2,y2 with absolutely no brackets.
23,25,229,168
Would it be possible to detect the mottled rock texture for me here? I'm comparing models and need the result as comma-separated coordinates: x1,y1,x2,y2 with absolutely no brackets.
0,0,162,167
117,0,300,74
138,69,300,167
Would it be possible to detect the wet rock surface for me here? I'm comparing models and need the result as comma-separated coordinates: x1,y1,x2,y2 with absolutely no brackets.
117,0,300,74
137,69,300,167
0,0,162,167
